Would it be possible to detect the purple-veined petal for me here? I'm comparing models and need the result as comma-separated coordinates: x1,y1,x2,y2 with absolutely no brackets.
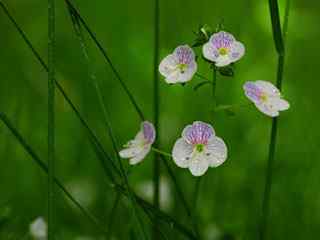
182,121,215,145
142,121,156,144
255,80,280,97
243,81,263,104
174,45,196,65
229,41,245,62
202,42,219,62
210,31,235,49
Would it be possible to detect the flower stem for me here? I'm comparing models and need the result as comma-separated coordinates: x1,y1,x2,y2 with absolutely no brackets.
152,147,171,158
259,0,290,239
48,0,55,238
153,0,160,239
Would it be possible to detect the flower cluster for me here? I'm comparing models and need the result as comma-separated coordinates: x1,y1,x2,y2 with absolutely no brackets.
119,29,290,177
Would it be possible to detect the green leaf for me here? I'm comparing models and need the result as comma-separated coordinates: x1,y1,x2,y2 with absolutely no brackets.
218,66,234,77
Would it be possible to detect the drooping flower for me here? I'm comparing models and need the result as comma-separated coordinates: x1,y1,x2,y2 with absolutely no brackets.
172,121,227,176
243,80,290,117
29,217,47,240
202,31,245,67
159,45,197,84
119,121,156,165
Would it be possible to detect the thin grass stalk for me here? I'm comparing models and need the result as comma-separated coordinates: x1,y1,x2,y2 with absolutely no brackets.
67,11,148,240
64,0,145,121
1,3,196,238
106,192,122,238
0,112,109,235
0,110,195,239
192,66,217,228
0,1,121,179
259,0,290,239
153,0,160,239
48,0,55,237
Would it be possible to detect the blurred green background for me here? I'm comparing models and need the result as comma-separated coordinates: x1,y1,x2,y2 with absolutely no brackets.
0,0,319,239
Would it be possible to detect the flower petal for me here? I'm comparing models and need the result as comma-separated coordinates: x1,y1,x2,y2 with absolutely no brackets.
229,41,245,62
129,145,151,165
189,154,209,176
255,80,280,97
172,138,193,168
206,136,227,167
173,45,196,65
255,102,279,117
159,54,178,78
119,145,143,159
272,98,290,111
182,121,215,145
243,81,262,104
215,55,232,67
142,121,156,144
202,42,219,62
210,31,235,49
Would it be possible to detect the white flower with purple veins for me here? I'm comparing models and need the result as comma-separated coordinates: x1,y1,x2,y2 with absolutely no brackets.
159,45,197,84
203,31,245,67
172,121,227,176
119,121,156,165
243,80,290,117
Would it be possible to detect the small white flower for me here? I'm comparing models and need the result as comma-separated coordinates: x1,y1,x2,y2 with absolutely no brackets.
119,121,156,165
159,45,197,84
29,217,47,240
203,31,245,67
172,121,227,176
243,80,290,117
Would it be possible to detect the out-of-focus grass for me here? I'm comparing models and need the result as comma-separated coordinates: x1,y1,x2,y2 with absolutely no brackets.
0,0,320,239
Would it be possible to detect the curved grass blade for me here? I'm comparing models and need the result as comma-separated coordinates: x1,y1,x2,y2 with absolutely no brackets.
0,112,109,235
0,1,121,179
64,0,145,121
48,0,56,237
0,3,196,239
66,9,148,240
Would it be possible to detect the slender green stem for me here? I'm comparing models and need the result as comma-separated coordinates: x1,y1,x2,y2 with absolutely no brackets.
195,73,211,82
152,147,171,158
0,1,121,180
150,148,200,237
106,192,122,238
259,0,290,239
48,0,55,238
67,9,148,240
211,66,217,109
0,112,108,235
1,3,196,239
153,0,160,238
64,0,145,121
0,111,195,240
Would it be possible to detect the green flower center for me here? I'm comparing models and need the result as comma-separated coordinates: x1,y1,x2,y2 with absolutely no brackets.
195,144,205,153
260,93,268,102
177,63,188,73
218,47,229,56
